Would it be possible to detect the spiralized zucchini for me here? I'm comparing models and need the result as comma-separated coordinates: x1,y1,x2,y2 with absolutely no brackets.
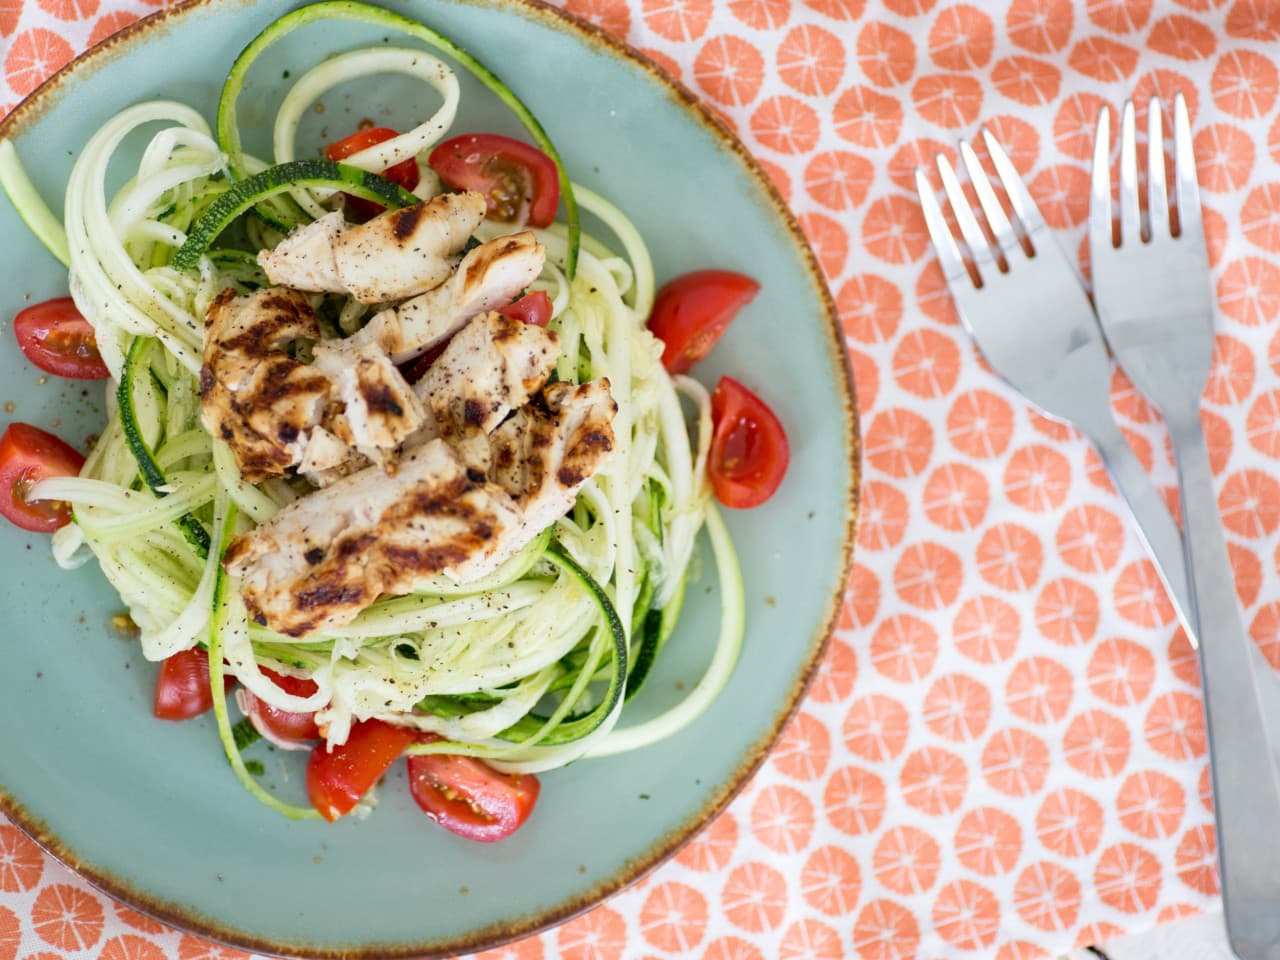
2,3,745,812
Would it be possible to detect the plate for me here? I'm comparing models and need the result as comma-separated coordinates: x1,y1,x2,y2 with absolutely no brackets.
0,1,859,955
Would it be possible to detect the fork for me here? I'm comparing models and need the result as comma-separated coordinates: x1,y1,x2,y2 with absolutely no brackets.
1090,95,1280,960
913,134,1196,643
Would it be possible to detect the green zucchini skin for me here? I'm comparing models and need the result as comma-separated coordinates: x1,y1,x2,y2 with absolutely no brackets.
171,160,418,270
489,545,628,747
625,607,663,701
625,572,686,702
118,337,212,556
215,0,580,276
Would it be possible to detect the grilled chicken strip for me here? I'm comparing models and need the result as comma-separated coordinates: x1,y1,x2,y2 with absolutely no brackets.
417,310,558,471
258,192,486,304
490,379,618,531
312,340,428,469
199,287,330,483
253,210,347,294
296,425,368,488
350,231,545,363
224,439,524,637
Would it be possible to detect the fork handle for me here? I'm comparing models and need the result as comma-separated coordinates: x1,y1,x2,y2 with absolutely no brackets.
1093,418,1280,724
1090,421,1194,637
1168,411,1280,958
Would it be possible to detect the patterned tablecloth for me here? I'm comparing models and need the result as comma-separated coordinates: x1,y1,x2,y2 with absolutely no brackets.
6,0,1280,957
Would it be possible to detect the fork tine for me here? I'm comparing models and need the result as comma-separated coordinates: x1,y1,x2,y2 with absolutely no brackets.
981,128,1045,236
936,154,996,280
960,139,1022,262
1147,98,1170,239
1090,105,1113,253
914,167,970,285
1119,100,1141,243
1173,92,1203,245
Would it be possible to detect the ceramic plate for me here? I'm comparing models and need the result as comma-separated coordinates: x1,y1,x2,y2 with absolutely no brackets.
0,1,858,955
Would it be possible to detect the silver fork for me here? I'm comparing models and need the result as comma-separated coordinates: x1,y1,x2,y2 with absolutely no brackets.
1090,95,1280,960
913,134,1195,642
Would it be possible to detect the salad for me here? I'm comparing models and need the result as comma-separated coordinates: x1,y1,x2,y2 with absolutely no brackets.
0,1,790,841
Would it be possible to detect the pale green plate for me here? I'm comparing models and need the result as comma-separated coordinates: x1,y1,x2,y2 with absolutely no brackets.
0,1,859,955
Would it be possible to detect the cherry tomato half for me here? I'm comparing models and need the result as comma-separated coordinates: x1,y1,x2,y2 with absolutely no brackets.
407,752,540,842
154,647,234,721
0,423,85,533
497,289,552,327
708,377,789,509
326,127,421,222
241,669,321,744
429,133,559,228
14,298,109,380
306,719,416,822
647,270,760,375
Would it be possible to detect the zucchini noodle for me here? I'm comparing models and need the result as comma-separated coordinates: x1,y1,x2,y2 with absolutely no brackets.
7,2,745,820
63,101,222,378
0,139,70,266
272,47,460,218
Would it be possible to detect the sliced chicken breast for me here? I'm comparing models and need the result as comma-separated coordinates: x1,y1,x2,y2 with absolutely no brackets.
254,211,346,295
312,340,428,469
332,192,485,303
351,231,544,363
417,310,558,471
224,438,524,637
296,425,367,488
257,192,486,304
490,379,618,530
200,287,330,483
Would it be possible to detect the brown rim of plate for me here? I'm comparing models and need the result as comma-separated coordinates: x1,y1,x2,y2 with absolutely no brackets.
0,0,862,956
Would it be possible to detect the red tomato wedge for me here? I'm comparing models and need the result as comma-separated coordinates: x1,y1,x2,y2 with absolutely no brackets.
429,133,559,228
709,377,789,509
407,752,540,842
154,647,233,721
497,289,552,327
0,423,85,533
307,720,416,822
647,270,760,375
326,127,420,222
241,669,321,745
14,298,109,380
